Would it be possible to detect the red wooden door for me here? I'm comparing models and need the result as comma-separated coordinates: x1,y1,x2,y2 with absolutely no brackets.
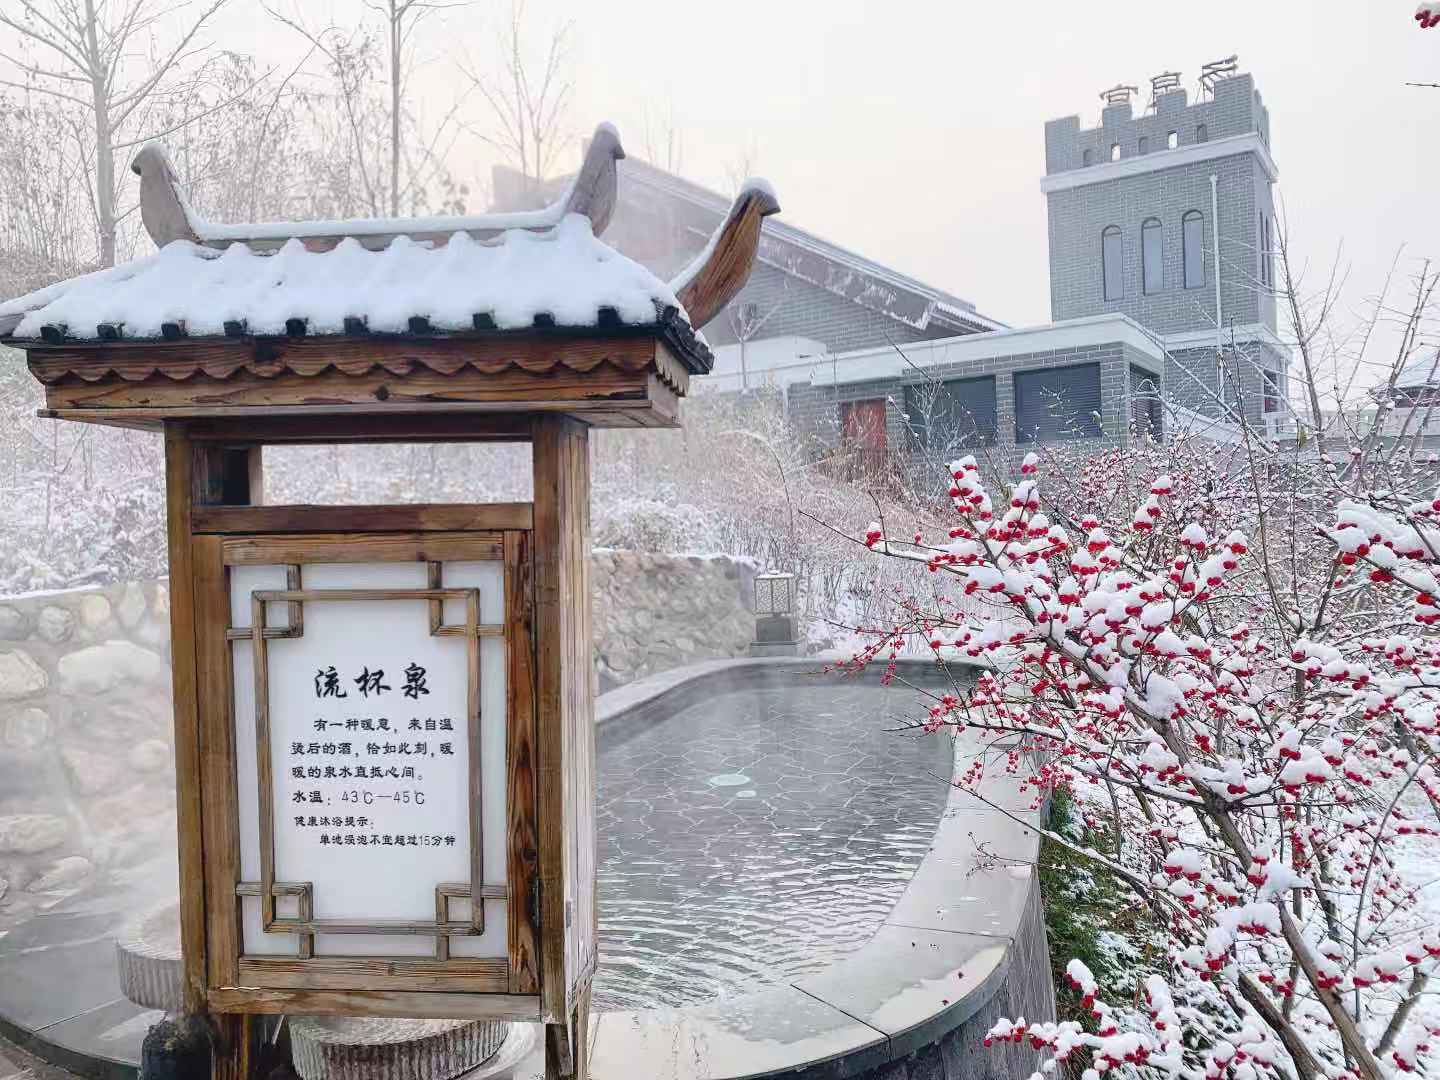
840,399,887,478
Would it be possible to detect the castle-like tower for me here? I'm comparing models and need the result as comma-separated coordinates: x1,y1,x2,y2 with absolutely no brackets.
1042,61,1288,422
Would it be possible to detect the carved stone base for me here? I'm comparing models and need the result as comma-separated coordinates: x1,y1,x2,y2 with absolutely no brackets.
289,1017,512,1080
117,902,184,1013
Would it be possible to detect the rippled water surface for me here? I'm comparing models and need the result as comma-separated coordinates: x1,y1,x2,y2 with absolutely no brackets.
593,682,951,1010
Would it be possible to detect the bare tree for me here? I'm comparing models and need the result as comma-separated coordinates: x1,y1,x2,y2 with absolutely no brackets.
640,100,684,173
265,1,471,219
0,92,92,288
724,136,761,195
365,0,470,217
0,0,240,266
462,0,574,194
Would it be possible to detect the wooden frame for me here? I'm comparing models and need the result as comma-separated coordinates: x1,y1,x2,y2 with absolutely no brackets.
246,586,486,947
186,515,540,1011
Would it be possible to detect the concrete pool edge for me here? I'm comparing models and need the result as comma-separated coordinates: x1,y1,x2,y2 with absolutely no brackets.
579,656,1057,1080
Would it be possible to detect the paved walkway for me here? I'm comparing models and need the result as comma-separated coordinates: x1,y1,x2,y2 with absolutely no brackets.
0,854,170,1079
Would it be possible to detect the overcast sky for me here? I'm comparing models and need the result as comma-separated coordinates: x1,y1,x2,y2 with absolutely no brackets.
92,2,1440,368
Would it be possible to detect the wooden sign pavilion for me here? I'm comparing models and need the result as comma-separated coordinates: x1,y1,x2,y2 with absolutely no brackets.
0,124,777,1080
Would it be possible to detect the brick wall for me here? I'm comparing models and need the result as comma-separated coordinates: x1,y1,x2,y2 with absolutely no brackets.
1044,75,1271,175
786,339,1166,465
1045,152,1276,336
1166,339,1289,423
1042,72,1278,341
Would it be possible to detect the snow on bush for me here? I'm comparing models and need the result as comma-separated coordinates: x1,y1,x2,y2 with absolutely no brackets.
853,434,1440,1079
592,495,709,553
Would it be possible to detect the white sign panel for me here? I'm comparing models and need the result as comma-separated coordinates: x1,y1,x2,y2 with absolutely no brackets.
267,573,472,924
230,559,508,959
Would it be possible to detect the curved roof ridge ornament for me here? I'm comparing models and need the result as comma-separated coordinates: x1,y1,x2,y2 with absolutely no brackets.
131,123,627,252
668,178,781,330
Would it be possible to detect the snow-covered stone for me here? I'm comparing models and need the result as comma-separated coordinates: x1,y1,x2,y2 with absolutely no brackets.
62,745,126,795
129,739,171,773
0,814,68,854
37,605,76,644
116,582,147,629
28,855,92,892
78,594,112,630
0,605,28,640
0,650,48,700
58,641,168,694
2,707,50,751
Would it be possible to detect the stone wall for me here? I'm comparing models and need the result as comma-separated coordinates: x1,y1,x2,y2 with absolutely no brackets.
591,550,757,691
0,582,176,927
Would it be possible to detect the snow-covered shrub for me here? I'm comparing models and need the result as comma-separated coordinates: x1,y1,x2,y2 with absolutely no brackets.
853,431,1440,1079
592,495,709,552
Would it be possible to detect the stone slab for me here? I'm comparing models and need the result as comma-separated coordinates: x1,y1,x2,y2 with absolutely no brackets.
33,998,159,1070
0,932,122,1030
793,926,1009,1059
585,985,889,1080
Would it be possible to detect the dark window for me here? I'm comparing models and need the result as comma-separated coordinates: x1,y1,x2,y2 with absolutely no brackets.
1138,135,1149,154
1142,218,1163,294
1015,364,1104,444
1167,130,1179,150
1196,123,1208,143
1259,214,1274,288
1102,226,1124,301
1130,364,1163,437
1183,211,1205,289
1082,148,1094,166
1262,369,1282,414
904,377,998,453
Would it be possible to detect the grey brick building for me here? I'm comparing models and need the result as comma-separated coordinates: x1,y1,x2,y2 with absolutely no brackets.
776,60,1293,470
494,67,1293,466
1042,66,1290,424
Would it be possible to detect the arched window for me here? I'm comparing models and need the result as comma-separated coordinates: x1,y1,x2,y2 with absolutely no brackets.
1196,123,1209,143
1102,226,1124,301
1259,214,1275,287
1167,130,1179,150
1142,218,1163,294
1110,142,1121,162
1182,211,1205,290
1138,135,1149,155
1082,148,1094,167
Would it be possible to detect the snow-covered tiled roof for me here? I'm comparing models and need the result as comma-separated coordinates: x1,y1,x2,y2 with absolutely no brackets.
1395,355,1440,390
0,214,685,343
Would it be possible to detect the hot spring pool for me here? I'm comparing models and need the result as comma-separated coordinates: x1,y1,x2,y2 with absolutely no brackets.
0,673,964,1075
592,682,952,1010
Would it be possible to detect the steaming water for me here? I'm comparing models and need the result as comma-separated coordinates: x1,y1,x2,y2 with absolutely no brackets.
0,683,948,1027
593,683,951,1011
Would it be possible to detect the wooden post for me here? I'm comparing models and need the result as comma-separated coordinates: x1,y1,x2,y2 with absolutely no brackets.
532,416,597,1080
157,427,265,1080
164,425,210,1021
